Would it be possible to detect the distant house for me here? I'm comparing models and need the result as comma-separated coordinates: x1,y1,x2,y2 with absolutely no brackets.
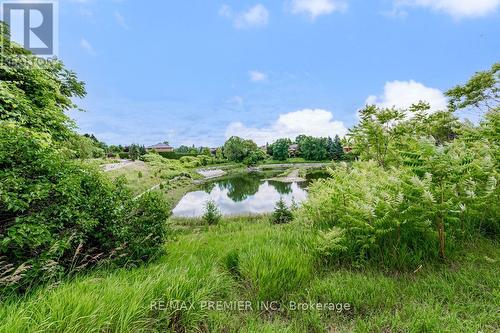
147,143,174,153
288,144,299,156
343,146,353,153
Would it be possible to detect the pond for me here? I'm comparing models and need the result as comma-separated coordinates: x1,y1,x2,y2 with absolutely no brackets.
172,171,325,217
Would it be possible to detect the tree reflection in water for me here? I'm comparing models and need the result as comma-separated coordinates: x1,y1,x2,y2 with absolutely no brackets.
173,171,318,217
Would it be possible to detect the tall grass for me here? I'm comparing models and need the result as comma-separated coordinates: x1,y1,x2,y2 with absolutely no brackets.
1,216,498,332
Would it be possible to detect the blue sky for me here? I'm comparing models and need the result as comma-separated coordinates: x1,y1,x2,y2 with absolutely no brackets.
58,0,500,146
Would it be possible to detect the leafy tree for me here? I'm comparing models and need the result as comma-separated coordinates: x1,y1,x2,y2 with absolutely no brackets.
0,25,171,292
200,147,212,156
349,105,405,167
215,147,224,160
176,145,190,153
63,134,105,159
128,144,146,161
83,133,107,151
298,136,329,161
272,138,292,161
223,136,260,163
446,62,499,112
302,63,500,266
243,148,267,166
0,23,85,141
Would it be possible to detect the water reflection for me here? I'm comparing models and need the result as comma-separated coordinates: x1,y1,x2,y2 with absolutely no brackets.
172,173,308,217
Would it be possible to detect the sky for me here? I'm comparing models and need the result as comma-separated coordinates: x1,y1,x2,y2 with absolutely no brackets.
55,0,500,147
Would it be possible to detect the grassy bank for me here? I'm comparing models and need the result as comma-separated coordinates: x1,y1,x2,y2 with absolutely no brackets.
1,216,497,332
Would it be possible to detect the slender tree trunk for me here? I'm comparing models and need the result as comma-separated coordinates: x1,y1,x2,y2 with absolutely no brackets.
437,215,445,259
437,183,446,259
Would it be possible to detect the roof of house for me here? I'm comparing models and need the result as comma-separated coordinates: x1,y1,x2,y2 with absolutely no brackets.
289,144,299,150
147,143,173,149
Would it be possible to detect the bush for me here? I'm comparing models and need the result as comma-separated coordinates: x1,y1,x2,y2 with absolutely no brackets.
197,155,209,166
119,192,171,262
0,124,171,293
158,152,198,160
179,156,201,168
299,150,498,268
202,200,222,225
297,162,439,268
271,198,294,224
118,152,129,159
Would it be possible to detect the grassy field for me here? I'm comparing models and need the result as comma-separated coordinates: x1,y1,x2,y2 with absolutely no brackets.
1,216,497,332
103,159,202,205
106,161,164,196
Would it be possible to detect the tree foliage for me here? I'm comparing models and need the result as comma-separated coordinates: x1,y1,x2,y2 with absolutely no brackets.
328,135,345,161
0,26,171,293
0,124,171,291
271,198,293,224
302,63,500,267
271,138,291,161
297,136,329,161
0,23,85,141
223,136,262,164
446,62,499,112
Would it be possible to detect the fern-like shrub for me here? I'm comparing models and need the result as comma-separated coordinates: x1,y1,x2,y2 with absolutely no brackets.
298,161,440,268
202,200,222,225
300,134,499,268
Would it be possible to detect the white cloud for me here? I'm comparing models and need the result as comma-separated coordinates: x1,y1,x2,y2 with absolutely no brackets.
290,0,347,19
225,109,348,145
219,4,269,29
80,38,96,56
365,80,448,112
114,11,129,29
227,95,244,106
249,70,267,82
394,0,500,18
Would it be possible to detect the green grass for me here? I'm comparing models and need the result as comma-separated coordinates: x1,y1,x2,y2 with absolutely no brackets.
107,161,163,196
1,216,498,332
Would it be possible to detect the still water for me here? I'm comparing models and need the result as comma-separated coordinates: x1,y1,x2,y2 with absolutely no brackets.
172,172,322,217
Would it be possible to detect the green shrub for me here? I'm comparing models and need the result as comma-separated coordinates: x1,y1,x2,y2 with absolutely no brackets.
271,198,293,224
158,151,198,159
299,152,498,268
202,200,222,225
0,124,171,293
179,156,201,168
118,192,170,262
118,152,129,159
298,161,439,267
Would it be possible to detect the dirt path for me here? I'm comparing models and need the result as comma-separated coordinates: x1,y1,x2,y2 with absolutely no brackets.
101,160,136,172
197,169,226,179
266,168,306,183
